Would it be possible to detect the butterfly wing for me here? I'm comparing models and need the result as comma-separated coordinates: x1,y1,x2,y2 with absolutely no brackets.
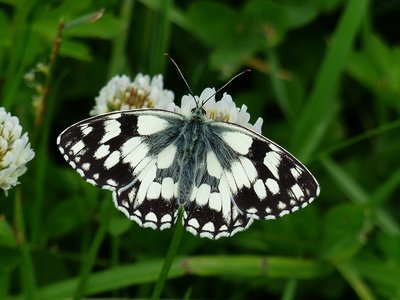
184,172,253,239
57,109,320,239
207,121,320,221
57,109,185,229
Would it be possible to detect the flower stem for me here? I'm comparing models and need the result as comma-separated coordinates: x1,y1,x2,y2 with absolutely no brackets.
150,207,184,300
73,197,113,300
15,188,37,300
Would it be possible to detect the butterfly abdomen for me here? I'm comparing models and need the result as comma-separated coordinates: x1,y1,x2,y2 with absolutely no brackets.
176,120,210,206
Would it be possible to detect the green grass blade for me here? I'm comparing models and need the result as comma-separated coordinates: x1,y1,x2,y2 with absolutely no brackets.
0,270,10,299
14,256,330,300
148,0,173,75
334,260,376,300
151,208,184,300
317,119,400,158
291,0,369,161
73,199,113,300
137,0,189,30
1,0,40,110
320,157,400,235
369,169,400,206
281,279,297,300
267,48,293,121
320,157,367,204
108,0,135,77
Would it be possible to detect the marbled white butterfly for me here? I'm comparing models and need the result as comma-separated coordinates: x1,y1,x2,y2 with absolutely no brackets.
57,77,319,240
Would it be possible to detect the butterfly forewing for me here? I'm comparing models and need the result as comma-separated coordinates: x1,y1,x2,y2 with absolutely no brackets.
57,109,182,187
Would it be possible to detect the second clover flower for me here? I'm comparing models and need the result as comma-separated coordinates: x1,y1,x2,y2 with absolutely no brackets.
90,74,175,116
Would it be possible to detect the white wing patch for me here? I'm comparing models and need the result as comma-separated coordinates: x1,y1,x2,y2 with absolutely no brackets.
137,115,169,135
94,144,110,159
100,120,121,143
121,137,143,157
123,142,149,169
195,184,211,206
147,182,162,199
157,144,176,169
70,140,85,155
231,161,251,189
206,151,223,178
221,131,252,155
104,150,120,169
240,156,258,182
161,177,174,200
263,151,281,179
253,179,267,199
266,178,280,194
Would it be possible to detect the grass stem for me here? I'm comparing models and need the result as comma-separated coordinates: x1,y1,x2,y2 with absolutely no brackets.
150,208,184,300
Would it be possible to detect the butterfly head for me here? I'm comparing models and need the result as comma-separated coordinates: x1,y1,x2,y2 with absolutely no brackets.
190,106,207,117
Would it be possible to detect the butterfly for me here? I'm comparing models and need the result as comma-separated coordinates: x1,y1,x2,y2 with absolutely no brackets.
57,86,320,240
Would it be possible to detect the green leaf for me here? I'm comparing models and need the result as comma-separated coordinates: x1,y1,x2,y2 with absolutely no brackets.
46,198,90,238
347,34,400,111
209,42,261,75
59,39,93,61
187,2,239,46
244,0,317,31
319,204,365,260
108,215,131,236
0,247,20,272
377,232,400,265
0,218,16,247
64,15,124,39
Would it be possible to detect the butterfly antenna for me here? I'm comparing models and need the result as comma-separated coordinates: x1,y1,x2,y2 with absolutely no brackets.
202,69,252,107
164,53,198,106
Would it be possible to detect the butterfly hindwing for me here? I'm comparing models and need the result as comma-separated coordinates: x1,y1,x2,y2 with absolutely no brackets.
184,168,253,239
113,162,180,231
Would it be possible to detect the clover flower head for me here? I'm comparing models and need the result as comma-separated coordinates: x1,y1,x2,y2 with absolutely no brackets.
0,107,35,194
90,74,175,116
177,87,263,133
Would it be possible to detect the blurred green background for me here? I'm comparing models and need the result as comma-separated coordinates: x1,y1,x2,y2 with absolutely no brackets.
1,0,400,299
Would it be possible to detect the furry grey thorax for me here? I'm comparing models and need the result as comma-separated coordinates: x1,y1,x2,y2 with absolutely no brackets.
146,108,236,206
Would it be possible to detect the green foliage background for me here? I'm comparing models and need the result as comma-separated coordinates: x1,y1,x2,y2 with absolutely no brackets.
1,0,400,299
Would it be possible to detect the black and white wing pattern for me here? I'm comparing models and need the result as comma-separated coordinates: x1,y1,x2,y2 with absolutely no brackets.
207,121,320,223
57,109,184,230
57,108,320,240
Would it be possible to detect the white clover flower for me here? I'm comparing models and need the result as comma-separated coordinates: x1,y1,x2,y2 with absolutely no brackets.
0,108,35,194
177,87,263,133
90,74,175,116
